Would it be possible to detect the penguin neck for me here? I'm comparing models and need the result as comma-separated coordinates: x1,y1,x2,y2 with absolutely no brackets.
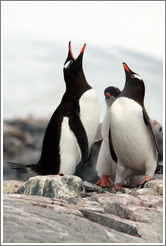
121,81,145,107
65,72,91,97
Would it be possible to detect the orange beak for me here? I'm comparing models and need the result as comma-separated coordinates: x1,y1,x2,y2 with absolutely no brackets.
105,92,111,98
123,63,130,72
69,42,86,60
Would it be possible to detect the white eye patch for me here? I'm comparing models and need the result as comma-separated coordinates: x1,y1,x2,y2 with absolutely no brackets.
64,60,73,69
131,74,142,80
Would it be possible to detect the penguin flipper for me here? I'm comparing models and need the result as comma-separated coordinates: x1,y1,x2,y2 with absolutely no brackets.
69,113,89,164
108,127,118,163
142,109,162,159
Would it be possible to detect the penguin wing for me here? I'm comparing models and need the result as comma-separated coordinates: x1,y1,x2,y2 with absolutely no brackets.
69,113,89,164
142,109,161,159
108,127,118,163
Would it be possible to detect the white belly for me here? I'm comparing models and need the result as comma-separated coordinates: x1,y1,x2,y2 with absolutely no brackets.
110,97,157,171
59,88,100,174
59,117,81,175
101,107,111,141
79,88,100,150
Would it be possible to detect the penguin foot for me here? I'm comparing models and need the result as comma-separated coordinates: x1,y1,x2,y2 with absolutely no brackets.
97,175,111,187
59,173,64,176
138,175,151,188
114,183,122,191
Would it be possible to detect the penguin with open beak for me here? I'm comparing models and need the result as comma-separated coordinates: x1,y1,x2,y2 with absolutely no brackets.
8,42,100,176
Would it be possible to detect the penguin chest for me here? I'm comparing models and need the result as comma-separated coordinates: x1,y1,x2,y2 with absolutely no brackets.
101,108,111,142
110,97,156,170
79,88,100,149
59,117,81,174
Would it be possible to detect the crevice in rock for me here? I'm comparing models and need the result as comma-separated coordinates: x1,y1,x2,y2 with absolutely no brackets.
80,209,141,238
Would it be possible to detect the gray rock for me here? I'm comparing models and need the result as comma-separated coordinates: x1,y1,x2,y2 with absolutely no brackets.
3,194,144,243
3,176,163,243
144,178,163,195
17,175,86,198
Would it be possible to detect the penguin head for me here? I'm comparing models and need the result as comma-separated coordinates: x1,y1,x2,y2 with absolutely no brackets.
63,41,86,82
122,62,145,106
123,63,143,81
104,86,121,106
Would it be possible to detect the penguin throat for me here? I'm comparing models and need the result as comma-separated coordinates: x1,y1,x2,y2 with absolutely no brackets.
65,75,91,96
122,83,145,107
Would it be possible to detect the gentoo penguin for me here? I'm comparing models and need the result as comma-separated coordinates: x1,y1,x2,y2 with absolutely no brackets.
96,86,121,187
109,63,161,190
96,86,162,188
8,42,100,176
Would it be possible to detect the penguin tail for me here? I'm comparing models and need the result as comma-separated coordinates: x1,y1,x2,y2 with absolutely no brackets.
7,162,34,174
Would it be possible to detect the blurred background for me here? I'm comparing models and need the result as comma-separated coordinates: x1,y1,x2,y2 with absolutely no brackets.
2,1,165,181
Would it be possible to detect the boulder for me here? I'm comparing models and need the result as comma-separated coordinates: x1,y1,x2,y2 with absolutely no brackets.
17,175,86,198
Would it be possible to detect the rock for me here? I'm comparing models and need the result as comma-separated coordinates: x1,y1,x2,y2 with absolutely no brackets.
3,176,163,243
86,192,163,242
17,175,86,198
144,179,163,195
3,180,24,194
76,198,105,214
3,193,144,243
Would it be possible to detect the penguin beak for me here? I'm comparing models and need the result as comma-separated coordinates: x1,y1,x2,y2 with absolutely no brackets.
123,62,130,73
123,62,136,77
123,62,142,81
78,43,86,58
105,92,111,99
123,62,133,75
69,41,75,60
64,42,86,66
69,41,86,60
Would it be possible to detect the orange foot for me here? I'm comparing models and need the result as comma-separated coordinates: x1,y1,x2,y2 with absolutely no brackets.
97,175,111,187
139,175,151,187
114,183,122,191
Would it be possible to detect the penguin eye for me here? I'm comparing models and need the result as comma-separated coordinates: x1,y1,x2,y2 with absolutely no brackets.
131,74,142,80
64,60,73,69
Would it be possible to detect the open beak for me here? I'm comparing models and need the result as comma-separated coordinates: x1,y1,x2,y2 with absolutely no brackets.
69,41,86,60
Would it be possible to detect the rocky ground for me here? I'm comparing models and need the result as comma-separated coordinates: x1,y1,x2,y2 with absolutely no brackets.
3,175,163,243
3,118,164,243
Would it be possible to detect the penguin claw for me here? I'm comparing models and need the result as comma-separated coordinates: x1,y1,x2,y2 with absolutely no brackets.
97,175,111,187
114,183,122,191
137,175,151,188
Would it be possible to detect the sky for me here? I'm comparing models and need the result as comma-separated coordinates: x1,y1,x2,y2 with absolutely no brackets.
2,1,164,60
1,1,165,122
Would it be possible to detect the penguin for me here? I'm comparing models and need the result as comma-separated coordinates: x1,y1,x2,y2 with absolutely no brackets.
96,86,121,187
96,86,162,188
8,42,100,176
109,63,161,190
